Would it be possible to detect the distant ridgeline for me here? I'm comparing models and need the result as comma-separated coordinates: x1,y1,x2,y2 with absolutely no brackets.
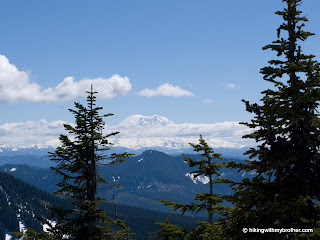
0,144,249,160
0,150,252,217
0,167,203,240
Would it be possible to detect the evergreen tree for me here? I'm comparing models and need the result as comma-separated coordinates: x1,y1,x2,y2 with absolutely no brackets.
11,228,54,240
46,86,132,239
224,0,320,239
155,135,232,239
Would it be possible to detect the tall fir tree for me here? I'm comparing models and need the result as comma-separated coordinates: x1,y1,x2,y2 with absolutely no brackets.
155,135,232,239
224,0,320,239
47,86,132,240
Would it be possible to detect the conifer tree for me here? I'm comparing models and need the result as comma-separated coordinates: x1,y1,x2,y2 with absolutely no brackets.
224,0,320,238
155,135,231,239
46,86,132,239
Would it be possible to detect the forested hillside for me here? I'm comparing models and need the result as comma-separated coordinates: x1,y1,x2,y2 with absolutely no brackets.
0,171,66,240
0,151,249,215
0,165,202,240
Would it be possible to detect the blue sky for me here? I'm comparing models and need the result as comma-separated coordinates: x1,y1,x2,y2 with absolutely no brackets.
0,1,320,148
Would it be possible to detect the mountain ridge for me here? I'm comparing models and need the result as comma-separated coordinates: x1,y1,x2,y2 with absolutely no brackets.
0,163,203,240
0,150,251,216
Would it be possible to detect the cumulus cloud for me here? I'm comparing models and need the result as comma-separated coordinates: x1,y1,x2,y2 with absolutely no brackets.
0,119,67,148
0,115,256,149
0,55,132,103
225,83,239,88
136,83,194,97
42,75,132,101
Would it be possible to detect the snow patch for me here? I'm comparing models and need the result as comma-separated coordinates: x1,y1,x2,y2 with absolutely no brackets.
111,176,120,182
10,168,17,172
5,234,12,240
185,173,210,184
43,220,56,232
0,185,12,205
138,157,144,163
185,173,198,184
19,221,27,233
43,220,69,239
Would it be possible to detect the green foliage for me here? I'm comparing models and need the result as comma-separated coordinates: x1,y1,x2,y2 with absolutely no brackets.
156,135,232,239
155,218,187,240
45,87,133,239
224,0,320,239
11,228,54,240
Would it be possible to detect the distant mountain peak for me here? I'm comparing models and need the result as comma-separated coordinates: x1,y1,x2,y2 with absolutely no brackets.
117,114,174,127
0,114,250,155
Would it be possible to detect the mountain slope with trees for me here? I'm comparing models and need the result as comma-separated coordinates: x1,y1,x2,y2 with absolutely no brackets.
0,151,249,215
0,171,67,240
0,170,204,240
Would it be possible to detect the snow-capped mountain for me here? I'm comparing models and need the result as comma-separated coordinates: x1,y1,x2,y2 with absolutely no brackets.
108,114,251,152
0,114,254,156
0,145,56,156
116,114,174,127
110,137,244,151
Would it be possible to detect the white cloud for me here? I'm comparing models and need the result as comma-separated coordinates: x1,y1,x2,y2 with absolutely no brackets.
108,115,255,148
43,75,132,101
225,83,239,88
0,55,132,103
112,118,250,140
202,99,213,104
0,115,256,149
136,83,194,97
0,119,66,148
